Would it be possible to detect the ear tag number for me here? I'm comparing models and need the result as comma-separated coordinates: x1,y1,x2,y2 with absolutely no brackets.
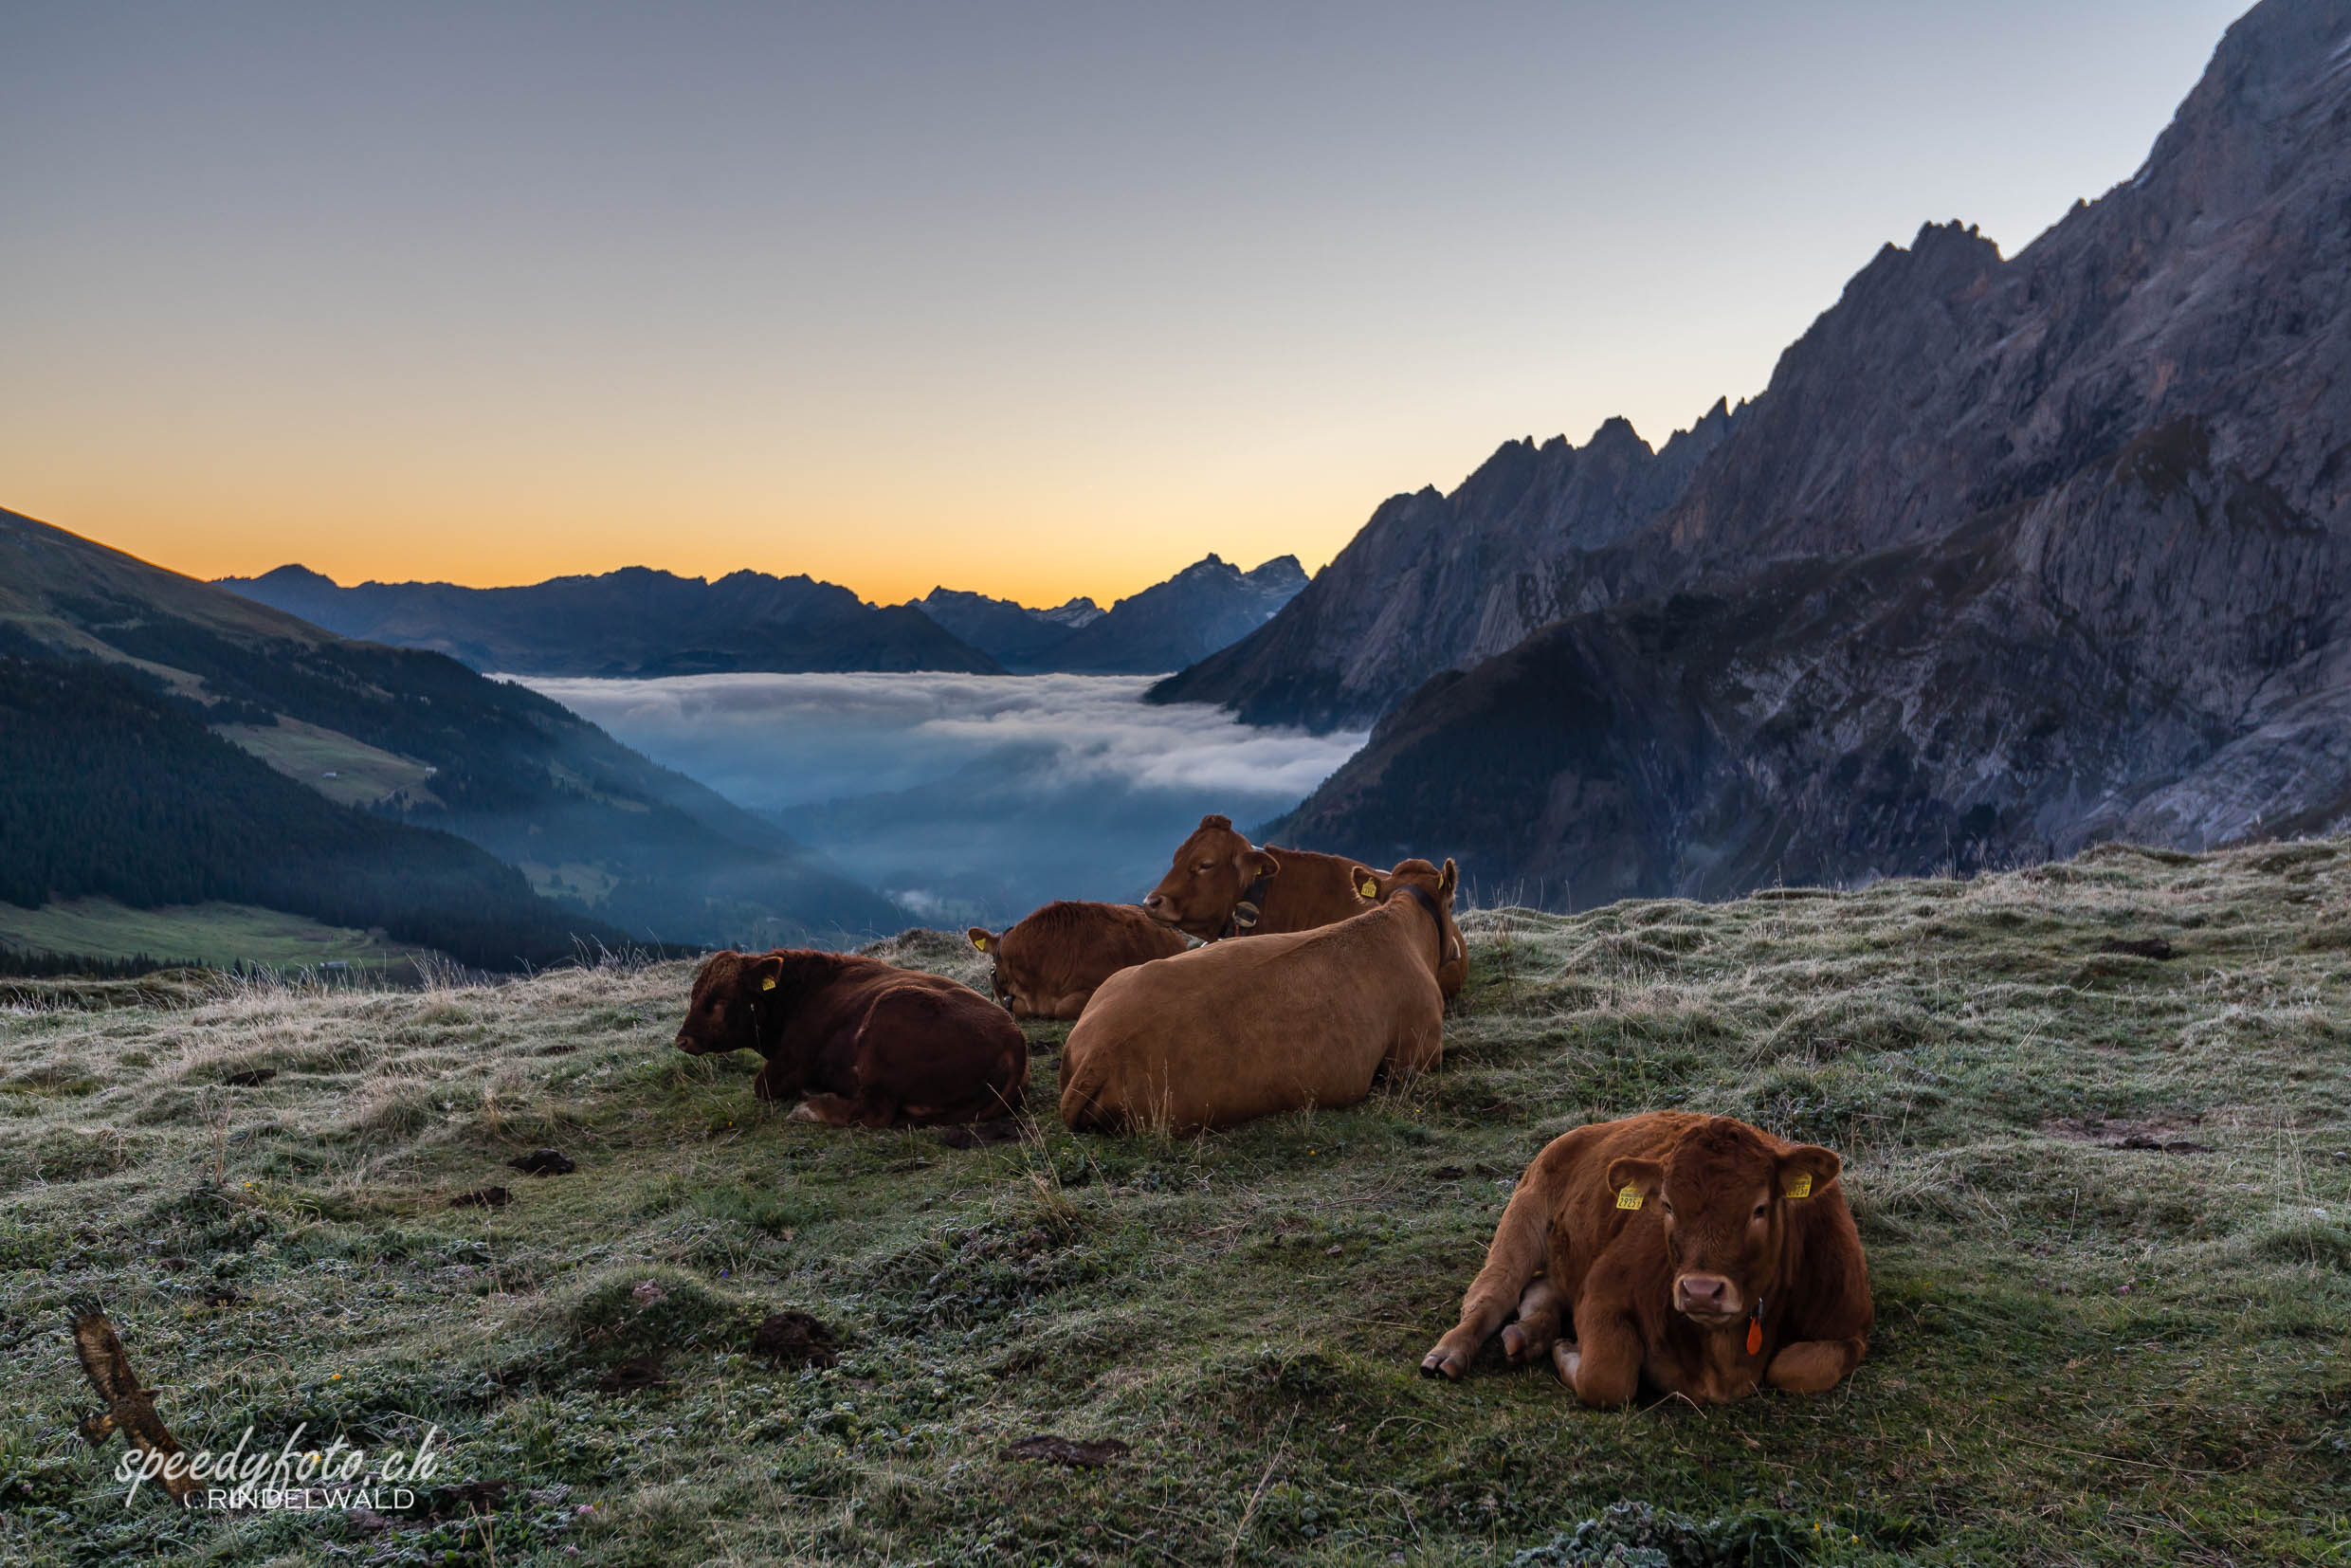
1783,1172,1813,1199
760,976,777,992
1615,1185,1644,1211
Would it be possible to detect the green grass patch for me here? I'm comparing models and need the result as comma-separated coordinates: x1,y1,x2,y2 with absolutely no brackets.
0,843,2346,1563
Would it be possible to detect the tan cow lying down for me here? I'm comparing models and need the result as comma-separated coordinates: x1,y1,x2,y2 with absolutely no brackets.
1061,858,1459,1133
967,901,1188,1020
674,949,1026,1126
1142,814,1468,998
1421,1112,1871,1405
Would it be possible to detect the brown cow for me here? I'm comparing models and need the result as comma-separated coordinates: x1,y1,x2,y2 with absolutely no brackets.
673,949,1027,1126
1061,858,1457,1133
1420,1112,1871,1406
1141,814,1468,998
966,901,1189,1020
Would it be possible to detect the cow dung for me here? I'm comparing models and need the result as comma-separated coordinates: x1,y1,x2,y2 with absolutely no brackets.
1001,1435,1130,1468
2097,936,2177,960
451,1186,511,1209
750,1310,838,1368
508,1148,576,1176
933,1120,1023,1149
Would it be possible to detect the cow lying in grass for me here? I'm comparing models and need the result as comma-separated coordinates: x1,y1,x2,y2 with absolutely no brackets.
1142,814,1468,998
1420,1112,1871,1405
1061,858,1461,1133
967,901,1188,1020
673,950,1027,1126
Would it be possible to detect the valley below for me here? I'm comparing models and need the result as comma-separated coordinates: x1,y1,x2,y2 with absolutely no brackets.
519,671,1368,924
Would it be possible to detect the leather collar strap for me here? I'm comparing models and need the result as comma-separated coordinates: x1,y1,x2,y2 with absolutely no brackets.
1217,873,1273,941
1396,883,1449,969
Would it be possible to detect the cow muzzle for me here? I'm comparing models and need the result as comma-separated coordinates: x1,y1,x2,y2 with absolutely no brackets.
1671,1273,1745,1324
673,1032,708,1054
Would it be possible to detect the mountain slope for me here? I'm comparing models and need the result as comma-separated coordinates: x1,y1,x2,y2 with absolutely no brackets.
220,564,1004,677
5,509,903,950
1261,0,2351,898
1149,408,1736,728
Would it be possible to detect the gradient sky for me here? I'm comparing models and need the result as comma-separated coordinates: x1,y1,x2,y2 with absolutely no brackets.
4,1,2249,607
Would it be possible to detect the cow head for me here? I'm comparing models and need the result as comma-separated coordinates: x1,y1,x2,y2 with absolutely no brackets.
674,949,788,1056
1143,814,1281,939
1360,857,1465,974
1605,1118,1842,1330
966,927,1013,1008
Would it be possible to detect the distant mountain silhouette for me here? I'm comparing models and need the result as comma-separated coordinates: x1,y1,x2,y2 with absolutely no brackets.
919,555,1305,675
916,588,1103,671
219,564,1004,677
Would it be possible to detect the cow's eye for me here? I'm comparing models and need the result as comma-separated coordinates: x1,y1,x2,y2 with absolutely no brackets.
1660,1201,1673,1217
1753,1203,1769,1220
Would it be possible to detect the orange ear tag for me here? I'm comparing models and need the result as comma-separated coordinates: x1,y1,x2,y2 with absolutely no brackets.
1746,1318,1763,1357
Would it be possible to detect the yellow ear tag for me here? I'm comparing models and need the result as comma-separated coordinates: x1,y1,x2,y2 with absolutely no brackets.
1615,1185,1644,1211
1783,1171,1813,1199
971,934,990,952
1358,877,1378,899
760,975,777,992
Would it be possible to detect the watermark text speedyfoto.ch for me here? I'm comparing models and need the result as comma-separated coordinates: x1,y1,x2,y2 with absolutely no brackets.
119,1423,445,1509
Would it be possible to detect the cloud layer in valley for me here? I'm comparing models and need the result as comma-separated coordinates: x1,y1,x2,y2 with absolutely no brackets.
520,672,1366,923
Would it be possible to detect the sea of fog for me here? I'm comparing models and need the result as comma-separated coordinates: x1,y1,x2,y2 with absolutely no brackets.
519,672,1367,926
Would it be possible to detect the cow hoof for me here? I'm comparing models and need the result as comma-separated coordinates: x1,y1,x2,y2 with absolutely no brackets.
1501,1323,1535,1360
1418,1349,1463,1381
785,1103,822,1123
1551,1343,1579,1388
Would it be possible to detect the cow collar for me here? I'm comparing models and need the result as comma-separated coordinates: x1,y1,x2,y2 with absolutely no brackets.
1394,883,1449,970
1216,872,1273,941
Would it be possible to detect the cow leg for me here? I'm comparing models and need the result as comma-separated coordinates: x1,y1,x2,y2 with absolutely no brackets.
787,1094,865,1125
1558,1301,1642,1407
1763,1337,1868,1395
1048,990,1092,1021
1421,1187,1553,1380
1500,1276,1564,1362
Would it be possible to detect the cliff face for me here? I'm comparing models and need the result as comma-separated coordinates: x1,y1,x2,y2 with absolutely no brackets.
1267,0,2351,897
1150,405,1736,729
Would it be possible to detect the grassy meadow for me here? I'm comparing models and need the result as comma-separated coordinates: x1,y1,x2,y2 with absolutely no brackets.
1,840,2345,1566
0,898,441,977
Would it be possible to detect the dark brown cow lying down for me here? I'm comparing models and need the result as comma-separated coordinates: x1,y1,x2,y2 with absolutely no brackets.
1142,814,1468,998
674,949,1027,1126
967,901,1189,1020
1421,1112,1871,1406
1061,859,1458,1133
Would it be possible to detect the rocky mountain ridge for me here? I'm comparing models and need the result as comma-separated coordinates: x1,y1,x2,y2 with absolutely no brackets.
1258,0,2351,898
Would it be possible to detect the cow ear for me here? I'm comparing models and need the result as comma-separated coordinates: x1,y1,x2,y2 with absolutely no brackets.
1248,848,1282,880
1777,1144,1840,1200
967,928,994,954
1605,1157,1665,1210
1352,866,1380,901
1439,857,1458,899
750,954,784,994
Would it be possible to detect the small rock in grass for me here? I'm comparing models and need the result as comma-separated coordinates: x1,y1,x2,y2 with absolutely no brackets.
221,1067,278,1087
509,1148,576,1176
2097,936,2176,960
